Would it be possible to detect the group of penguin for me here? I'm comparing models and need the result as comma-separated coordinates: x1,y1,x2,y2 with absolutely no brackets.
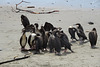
20,15,98,55
68,23,98,48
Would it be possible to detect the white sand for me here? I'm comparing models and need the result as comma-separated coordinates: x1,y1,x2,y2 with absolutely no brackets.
0,6,100,67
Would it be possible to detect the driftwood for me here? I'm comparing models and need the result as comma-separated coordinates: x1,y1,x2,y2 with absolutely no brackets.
27,6,35,8
12,0,59,14
0,56,30,65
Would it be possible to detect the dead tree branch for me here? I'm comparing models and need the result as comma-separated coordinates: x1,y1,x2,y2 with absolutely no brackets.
13,0,59,14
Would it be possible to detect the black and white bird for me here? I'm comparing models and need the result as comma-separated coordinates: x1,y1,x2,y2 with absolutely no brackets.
75,23,87,41
48,29,61,55
28,33,36,50
88,28,98,48
20,30,27,51
60,30,74,53
68,26,78,41
21,15,30,28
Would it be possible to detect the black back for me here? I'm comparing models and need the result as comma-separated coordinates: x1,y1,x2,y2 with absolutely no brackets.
89,28,97,47
44,22,54,31
21,15,30,28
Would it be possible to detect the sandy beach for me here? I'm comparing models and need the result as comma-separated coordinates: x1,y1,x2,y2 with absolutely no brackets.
0,6,100,67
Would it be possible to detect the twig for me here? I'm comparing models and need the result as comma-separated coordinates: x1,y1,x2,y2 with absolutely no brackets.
0,56,30,65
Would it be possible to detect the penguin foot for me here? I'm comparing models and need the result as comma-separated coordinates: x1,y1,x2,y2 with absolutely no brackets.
62,52,67,55
71,50,75,53
64,49,67,53
55,52,62,56
0,48,2,51
34,51,40,54
42,49,48,52
91,46,98,49
28,48,35,51
44,48,48,52
50,51,53,53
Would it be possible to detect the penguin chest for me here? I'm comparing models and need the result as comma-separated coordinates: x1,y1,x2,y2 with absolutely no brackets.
30,33,36,45
21,35,27,46
30,36,35,45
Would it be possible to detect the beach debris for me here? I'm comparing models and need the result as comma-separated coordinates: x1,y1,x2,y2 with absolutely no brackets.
0,6,2,8
11,0,59,14
91,55,94,57
59,20,61,21
88,22,94,25
27,6,35,8
0,55,30,65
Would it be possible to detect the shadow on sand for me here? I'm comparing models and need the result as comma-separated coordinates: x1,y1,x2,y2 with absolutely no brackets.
79,40,89,45
91,46,99,49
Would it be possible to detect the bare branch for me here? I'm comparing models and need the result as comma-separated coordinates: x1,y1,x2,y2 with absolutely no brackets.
14,0,59,14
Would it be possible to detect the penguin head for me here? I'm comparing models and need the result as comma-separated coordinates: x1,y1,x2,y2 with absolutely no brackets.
34,23,39,28
22,29,26,34
92,28,96,31
57,27,62,31
69,26,73,28
40,25,44,30
45,22,48,24
21,15,25,19
30,24,35,33
75,23,81,27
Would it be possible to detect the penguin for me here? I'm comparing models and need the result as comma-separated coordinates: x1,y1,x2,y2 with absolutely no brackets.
75,23,87,41
28,33,36,50
39,26,48,51
68,26,78,41
21,15,30,28
20,30,27,51
27,25,36,50
34,34,43,54
59,30,74,53
88,28,98,48
76,28,87,41
48,29,61,55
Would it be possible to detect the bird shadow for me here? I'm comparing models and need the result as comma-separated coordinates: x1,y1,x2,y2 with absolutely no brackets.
70,40,76,43
91,47,99,49
21,50,30,56
79,40,89,45
0,49,2,51
61,51,73,56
